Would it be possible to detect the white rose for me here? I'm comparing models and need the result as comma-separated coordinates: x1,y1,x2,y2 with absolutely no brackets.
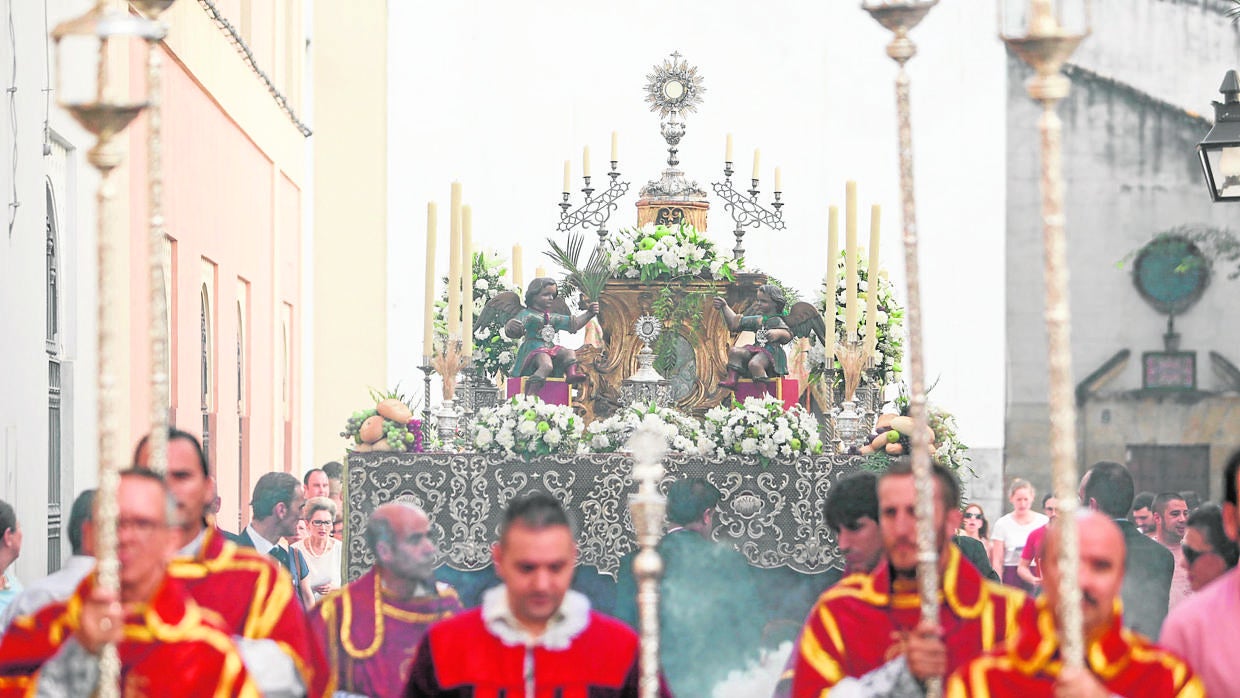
545,429,562,445
476,279,489,290
475,428,493,448
496,430,515,447
740,438,759,454
518,420,537,435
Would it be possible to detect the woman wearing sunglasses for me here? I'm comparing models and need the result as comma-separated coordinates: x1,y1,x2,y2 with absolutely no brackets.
295,496,343,601
958,503,992,560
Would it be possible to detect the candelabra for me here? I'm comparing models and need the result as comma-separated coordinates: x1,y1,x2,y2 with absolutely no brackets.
1000,0,1090,669
710,163,786,259
557,164,630,243
627,422,668,698
456,365,499,433
418,357,435,444
862,1,940,693
51,4,162,695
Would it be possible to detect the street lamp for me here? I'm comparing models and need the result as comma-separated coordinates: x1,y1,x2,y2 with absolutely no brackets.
1197,70,1240,202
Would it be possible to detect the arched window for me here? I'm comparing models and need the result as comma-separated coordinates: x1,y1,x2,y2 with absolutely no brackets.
200,285,213,457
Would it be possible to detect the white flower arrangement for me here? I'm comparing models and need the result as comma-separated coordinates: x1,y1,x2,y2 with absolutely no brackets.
700,396,824,466
472,394,583,459
608,222,741,282
583,403,703,454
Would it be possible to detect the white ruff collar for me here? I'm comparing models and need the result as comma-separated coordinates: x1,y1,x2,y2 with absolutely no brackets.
481,585,591,650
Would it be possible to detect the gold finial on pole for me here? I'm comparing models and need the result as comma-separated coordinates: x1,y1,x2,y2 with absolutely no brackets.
861,1,940,694
51,3,161,694
627,422,668,698
999,0,1090,668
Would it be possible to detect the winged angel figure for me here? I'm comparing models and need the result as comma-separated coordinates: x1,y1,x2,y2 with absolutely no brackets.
479,277,599,395
712,284,825,390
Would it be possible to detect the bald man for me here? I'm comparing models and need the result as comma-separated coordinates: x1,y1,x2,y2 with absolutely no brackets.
947,512,1203,697
311,502,462,698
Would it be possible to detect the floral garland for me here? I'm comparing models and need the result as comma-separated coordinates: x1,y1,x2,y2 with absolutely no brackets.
472,394,583,459
434,249,519,381
700,396,824,467
607,222,741,282
810,251,905,380
583,402,702,454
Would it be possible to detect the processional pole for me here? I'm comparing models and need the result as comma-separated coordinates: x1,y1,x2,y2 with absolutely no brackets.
627,423,668,698
1000,0,1090,668
51,4,161,695
860,2,941,694
134,0,177,475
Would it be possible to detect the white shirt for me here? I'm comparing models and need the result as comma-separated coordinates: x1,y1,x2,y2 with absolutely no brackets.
243,524,278,556
990,512,1049,567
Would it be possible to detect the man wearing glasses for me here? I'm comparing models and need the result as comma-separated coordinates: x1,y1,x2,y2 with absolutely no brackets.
1160,451,1240,698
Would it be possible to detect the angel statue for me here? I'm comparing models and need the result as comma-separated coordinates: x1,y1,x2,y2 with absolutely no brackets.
479,277,600,395
712,284,825,390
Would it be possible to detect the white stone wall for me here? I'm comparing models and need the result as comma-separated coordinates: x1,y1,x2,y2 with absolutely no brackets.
0,0,102,581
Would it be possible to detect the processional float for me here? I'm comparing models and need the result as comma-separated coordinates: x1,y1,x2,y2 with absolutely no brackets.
50,0,174,694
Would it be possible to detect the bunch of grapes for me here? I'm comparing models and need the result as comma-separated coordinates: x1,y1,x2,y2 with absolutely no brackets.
381,419,419,451
340,408,379,443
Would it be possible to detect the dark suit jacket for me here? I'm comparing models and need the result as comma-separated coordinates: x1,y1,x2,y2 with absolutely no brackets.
1116,518,1173,639
953,535,1001,583
234,528,309,609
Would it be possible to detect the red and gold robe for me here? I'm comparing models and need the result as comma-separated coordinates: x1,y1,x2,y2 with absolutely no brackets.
945,601,1204,698
310,568,462,698
792,544,1034,697
0,574,257,697
168,525,330,696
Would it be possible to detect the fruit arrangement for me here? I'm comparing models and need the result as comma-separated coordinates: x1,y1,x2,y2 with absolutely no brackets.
858,414,936,457
341,388,425,453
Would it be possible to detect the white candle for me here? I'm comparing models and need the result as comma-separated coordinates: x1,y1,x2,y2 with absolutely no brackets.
844,181,858,338
611,131,618,162
423,202,437,358
1030,0,1059,34
865,205,881,357
447,182,462,340
826,206,839,361
726,133,734,163
563,160,571,193
535,266,547,279
583,146,591,178
462,205,474,356
512,244,524,290
752,149,761,181
774,167,783,192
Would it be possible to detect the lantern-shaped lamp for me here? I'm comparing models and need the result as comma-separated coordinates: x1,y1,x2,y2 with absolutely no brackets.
1198,70,1240,202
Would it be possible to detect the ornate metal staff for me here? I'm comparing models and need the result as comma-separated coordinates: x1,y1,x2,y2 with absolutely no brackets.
51,4,160,695
134,0,177,474
1000,0,1089,667
627,422,668,698
861,2,940,694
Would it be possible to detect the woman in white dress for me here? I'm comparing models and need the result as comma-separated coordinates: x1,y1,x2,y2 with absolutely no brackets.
988,478,1048,591
293,496,342,601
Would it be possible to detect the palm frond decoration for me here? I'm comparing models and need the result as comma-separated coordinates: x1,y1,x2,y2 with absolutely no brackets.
545,232,611,302
1230,0,1240,22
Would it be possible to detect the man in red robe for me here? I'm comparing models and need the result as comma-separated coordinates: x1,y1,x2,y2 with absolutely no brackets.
404,491,670,697
946,512,1203,697
311,502,462,697
792,460,1035,697
0,470,257,697
136,429,329,696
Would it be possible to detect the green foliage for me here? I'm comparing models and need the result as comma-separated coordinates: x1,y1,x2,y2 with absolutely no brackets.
650,283,709,374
